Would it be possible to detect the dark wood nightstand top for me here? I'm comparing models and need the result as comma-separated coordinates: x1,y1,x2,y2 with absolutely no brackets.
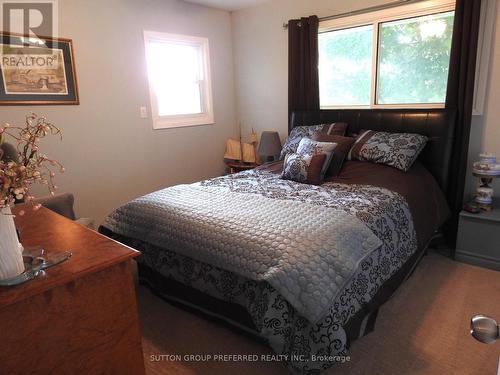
460,205,500,223
0,206,139,308
225,161,260,173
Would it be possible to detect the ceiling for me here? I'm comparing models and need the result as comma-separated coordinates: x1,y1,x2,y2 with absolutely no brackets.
183,0,268,11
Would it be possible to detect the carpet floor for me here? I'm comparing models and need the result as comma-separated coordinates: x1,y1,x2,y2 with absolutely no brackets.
138,253,500,375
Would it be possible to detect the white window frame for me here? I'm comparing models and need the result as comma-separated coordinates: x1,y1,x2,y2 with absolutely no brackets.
319,0,456,110
472,0,496,116
144,31,214,129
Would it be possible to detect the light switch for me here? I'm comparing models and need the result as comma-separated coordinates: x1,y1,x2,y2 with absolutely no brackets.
140,106,148,119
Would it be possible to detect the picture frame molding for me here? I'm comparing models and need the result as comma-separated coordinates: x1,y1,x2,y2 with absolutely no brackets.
0,32,79,105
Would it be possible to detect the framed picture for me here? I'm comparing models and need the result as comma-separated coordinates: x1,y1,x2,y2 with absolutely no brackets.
0,33,79,105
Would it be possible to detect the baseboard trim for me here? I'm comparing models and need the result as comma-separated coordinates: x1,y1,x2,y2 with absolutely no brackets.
455,250,500,271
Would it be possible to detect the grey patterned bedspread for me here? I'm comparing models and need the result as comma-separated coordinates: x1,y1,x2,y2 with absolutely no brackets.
102,169,418,373
104,177,382,323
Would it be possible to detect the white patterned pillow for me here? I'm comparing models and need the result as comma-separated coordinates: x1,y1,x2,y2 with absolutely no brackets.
281,153,312,183
280,124,328,160
296,137,337,177
281,152,328,185
348,130,428,172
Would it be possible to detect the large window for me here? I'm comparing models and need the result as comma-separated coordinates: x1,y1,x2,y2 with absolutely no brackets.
319,25,373,106
144,31,214,129
319,1,455,109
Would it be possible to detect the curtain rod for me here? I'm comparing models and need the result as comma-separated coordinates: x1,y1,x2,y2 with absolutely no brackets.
282,0,426,29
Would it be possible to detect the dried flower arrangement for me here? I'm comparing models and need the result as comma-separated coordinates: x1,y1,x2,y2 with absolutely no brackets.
0,113,64,215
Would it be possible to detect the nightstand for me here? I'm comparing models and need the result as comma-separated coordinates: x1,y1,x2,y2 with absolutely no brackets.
456,206,500,271
225,161,259,174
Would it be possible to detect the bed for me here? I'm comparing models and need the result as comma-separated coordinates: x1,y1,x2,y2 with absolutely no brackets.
99,109,456,374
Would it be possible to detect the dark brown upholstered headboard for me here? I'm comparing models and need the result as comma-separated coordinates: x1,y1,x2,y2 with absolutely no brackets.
290,109,456,194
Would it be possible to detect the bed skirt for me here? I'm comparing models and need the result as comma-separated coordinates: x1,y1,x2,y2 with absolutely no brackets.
135,244,426,346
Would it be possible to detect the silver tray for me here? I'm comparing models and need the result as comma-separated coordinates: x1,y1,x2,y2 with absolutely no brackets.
0,247,72,287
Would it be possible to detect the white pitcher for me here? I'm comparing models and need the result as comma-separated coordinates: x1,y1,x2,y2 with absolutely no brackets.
0,206,25,280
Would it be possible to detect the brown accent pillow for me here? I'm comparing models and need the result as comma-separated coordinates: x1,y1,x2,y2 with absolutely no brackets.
312,133,355,176
326,122,348,136
307,154,327,185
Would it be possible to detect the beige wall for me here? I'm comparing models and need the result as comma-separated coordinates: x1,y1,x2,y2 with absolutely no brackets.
1,0,237,224
232,0,500,199
231,0,388,142
481,5,500,159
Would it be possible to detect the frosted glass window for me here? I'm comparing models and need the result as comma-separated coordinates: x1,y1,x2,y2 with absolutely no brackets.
144,32,214,129
146,42,202,116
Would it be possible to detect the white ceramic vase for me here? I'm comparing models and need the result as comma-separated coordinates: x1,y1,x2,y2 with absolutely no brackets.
0,206,25,280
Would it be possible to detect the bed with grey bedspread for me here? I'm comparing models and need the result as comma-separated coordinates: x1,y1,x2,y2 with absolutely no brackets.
101,167,418,373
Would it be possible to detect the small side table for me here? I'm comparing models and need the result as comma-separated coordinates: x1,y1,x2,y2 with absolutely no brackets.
456,206,500,271
225,161,259,174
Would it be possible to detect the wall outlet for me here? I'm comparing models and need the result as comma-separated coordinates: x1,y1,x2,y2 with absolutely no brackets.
140,106,148,119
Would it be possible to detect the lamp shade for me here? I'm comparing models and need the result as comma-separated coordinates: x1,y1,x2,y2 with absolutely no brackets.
258,131,281,162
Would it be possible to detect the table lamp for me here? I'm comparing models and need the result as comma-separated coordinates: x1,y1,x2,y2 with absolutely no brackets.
258,131,281,163
472,153,500,210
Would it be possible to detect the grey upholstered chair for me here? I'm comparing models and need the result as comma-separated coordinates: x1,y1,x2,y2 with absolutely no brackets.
0,142,18,162
1,142,76,221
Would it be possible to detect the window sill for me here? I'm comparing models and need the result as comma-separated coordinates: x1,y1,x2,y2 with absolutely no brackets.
153,121,215,130
320,103,446,110
152,114,215,130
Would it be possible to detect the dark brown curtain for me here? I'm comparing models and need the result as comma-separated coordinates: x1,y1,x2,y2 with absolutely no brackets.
445,0,482,248
288,16,320,121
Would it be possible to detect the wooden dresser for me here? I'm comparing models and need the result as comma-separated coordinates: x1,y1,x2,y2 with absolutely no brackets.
0,207,145,375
